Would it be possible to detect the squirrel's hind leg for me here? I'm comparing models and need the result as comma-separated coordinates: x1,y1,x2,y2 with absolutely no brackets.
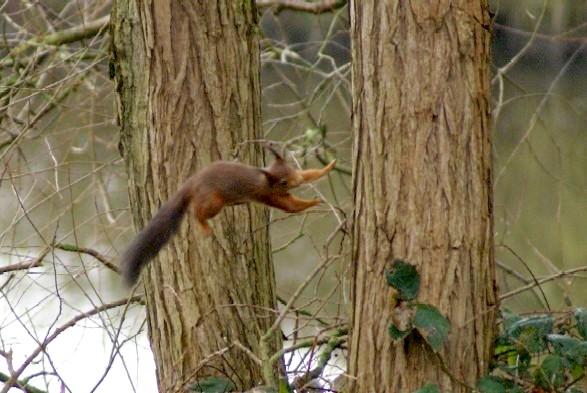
197,220,213,237
192,192,225,236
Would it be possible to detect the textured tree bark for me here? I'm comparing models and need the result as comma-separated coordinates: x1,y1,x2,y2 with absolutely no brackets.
111,1,281,391
349,1,496,391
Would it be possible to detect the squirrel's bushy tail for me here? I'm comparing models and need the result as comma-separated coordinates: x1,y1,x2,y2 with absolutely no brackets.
121,188,191,287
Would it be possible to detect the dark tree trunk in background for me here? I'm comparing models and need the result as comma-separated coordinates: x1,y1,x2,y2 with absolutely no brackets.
111,1,281,391
349,1,497,391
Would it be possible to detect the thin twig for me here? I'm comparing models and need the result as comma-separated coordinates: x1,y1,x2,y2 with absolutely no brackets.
0,296,142,393
53,243,119,273
500,264,587,301
3,15,110,60
0,248,48,274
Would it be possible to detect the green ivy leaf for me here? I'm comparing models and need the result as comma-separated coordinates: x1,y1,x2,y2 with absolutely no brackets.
534,354,565,389
412,383,440,393
547,334,587,364
477,376,507,393
388,323,412,341
500,306,521,330
412,304,450,352
501,350,531,375
546,333,578,347
574,308,587,339
570,361,586,380
477,376,523,393
187,376,235,393
499,316,554,354
385,259,420,300
493,342,516,357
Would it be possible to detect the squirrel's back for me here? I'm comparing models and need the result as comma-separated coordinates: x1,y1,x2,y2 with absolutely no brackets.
186,161,268,205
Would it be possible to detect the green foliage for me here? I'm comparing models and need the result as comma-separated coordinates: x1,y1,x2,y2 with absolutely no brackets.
547,334,587,365
386,259,420,300
476,376,523,393
412,383,440,393
500,306,522,329
574,308,587,339
387,304,450,353
498,315,554,354
385,259,450,352
187,376,235,393
412,304,451,352
388,324,411,340
533,354,565,390
482,308,587,392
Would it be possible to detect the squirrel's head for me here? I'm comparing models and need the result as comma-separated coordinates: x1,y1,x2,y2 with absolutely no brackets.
261,146,335,193
261,148,305,192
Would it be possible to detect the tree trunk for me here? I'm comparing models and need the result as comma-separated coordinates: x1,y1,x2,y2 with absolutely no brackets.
349,1,496,391
111,1,281,391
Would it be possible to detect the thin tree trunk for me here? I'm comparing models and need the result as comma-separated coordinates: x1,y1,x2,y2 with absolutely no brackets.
349,1,496,391
111,1,281,391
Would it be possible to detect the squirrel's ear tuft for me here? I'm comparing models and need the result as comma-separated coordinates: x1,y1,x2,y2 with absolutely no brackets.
266,146,284,164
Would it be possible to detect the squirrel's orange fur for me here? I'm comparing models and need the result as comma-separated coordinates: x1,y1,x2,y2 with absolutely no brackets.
121,150,335,286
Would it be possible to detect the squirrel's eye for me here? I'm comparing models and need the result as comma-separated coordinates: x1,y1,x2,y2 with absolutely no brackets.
279,179,288,186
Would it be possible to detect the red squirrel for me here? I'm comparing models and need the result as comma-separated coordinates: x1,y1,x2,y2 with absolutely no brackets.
121,149,335,286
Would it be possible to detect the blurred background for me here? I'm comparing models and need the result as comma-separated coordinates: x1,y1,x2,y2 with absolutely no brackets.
0,1,586,391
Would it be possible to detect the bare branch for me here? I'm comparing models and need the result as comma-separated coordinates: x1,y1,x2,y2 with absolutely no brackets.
291,328,346,391
5,15,110,59
53,243,119,274
0,248,48,274
0,371,48,393
495,22,587,44
0,296,143,393
42,15,110,46
500,264,587,301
